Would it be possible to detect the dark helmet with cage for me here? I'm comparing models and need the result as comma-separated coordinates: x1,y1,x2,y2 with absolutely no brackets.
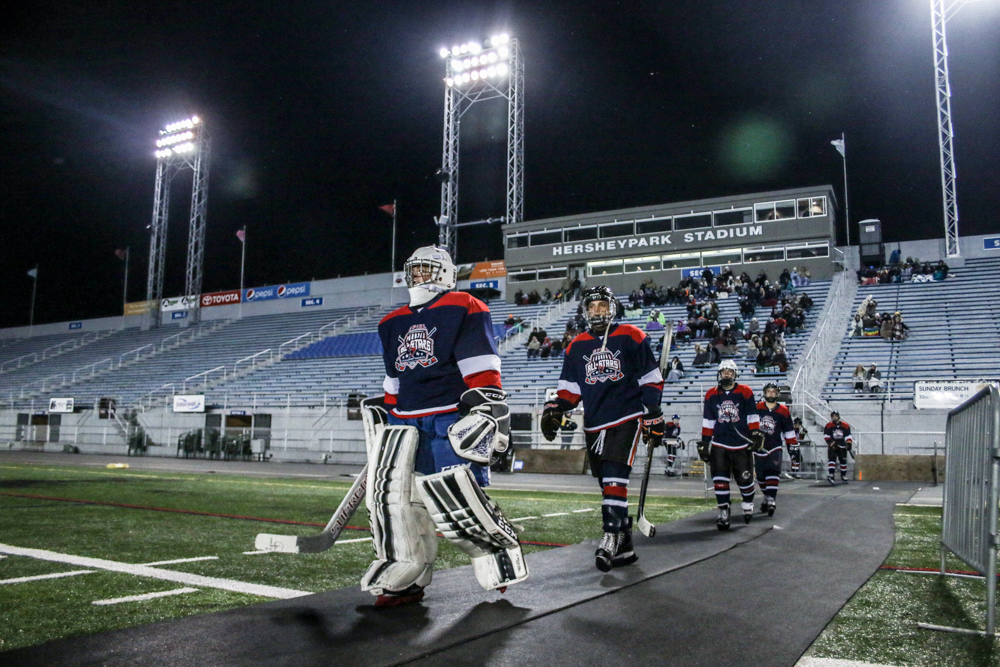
582,285,617,331
762,382,780,402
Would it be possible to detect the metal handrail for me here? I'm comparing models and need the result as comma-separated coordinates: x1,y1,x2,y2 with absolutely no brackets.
119,344,154,366
1,352,38,373
41,338,79,359
72,357,113,382
234,349,274,374
182,365,226,393
278,332,315,357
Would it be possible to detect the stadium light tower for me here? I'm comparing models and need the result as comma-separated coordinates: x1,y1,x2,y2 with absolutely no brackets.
146,115,211,326
437,33,524,259
930,0,985,258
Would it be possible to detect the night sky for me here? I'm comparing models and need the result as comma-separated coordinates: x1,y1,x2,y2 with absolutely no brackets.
2,0,998,328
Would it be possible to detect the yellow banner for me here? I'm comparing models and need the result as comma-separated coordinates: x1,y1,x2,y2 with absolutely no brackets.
124,300,156,316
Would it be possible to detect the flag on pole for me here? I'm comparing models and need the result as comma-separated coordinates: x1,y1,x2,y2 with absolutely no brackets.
27,267,37,279
236,229,246,243
115,248,127,260
831,138,845,158
379,204,395,216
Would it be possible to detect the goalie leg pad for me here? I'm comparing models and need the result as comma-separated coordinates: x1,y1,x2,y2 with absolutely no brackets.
416,466,529,591
361,426,437,596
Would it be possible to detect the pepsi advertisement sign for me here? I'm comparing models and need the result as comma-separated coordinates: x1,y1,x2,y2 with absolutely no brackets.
244,281,310,302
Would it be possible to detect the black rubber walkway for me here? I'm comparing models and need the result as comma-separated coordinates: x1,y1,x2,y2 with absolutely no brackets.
4,481,916,667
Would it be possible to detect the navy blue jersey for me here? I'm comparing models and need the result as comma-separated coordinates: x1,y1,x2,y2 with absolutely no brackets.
554,324,663,432
702,384,760,449
378,291,500,418
755,401,797,455
823,420,853,447
664,420,681,439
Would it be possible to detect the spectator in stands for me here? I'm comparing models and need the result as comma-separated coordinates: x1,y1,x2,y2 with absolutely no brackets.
852,364,867,393
645,309,666,331
745,317,760,340
514,289,524,305
666,356,685,383
934,260,949,281
746,334,761,361
879,315,893,341
526,336,541,359
851,314,863,338
540,337,552,358
779,268,792,290
528,327,541,344
866,363,882,393
674,319,691,343
756,335,775,373
528,289,540,305
786,308,805,334
891,313,909,341
692,343,711,367
560,331,573,352
542,288,552,304
550,336,564,357
772,342,789,373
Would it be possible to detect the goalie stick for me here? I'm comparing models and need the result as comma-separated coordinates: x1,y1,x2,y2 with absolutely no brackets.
254,463,368,553
635,438,656,538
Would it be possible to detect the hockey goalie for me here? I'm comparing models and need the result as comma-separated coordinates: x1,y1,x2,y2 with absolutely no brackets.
362,245,528,606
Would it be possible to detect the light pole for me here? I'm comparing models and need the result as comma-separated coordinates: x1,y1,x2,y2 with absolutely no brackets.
930,0,984,258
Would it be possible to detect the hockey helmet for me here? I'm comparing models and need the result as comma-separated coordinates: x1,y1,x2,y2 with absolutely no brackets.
404,245,456,306
582,285,617,331
717,358,739,383
672,414,680,421
762,382,780,400
830,410,840,420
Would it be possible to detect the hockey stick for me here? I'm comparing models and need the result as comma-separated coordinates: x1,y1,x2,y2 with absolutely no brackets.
254,463,368,553
636,438,656,538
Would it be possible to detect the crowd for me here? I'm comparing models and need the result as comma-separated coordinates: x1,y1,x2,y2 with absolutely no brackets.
850,295,909,341
857,255,949,285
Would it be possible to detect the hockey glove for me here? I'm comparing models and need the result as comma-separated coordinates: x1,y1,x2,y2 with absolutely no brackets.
540,403,563,443
641,408,665,447
697,437,712,463
749,430,766,453
448,388,510,464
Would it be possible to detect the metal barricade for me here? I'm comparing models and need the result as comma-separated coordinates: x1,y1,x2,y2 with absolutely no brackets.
919,385,1000,636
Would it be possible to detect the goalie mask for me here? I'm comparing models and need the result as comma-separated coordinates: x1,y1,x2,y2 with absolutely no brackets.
717,359,739,385
582,285,618,332
404,246,456,307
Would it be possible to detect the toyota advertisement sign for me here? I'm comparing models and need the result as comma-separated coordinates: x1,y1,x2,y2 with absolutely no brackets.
243,281,310,302
201,290,242,308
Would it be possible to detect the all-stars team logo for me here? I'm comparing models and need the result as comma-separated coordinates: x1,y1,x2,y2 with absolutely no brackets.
759,414,777,435
583,348,624,384
396,324,438,371
717,400,741,423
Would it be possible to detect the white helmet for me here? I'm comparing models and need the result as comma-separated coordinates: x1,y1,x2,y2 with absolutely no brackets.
717,358,739,383
404,246,456,306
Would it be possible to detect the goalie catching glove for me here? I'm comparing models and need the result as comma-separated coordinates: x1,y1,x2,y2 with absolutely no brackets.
697,437,712,463
641,408,665,447
540,402,564,442
447,387,510,464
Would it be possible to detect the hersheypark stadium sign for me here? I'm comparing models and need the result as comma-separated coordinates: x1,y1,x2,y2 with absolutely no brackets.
550,225,764,258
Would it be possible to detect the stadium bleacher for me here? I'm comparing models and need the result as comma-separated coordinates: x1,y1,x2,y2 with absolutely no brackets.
821,256,1000,402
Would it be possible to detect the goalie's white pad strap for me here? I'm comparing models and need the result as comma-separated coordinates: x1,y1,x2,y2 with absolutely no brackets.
360,399,388,458
416,466,528,590
361,426,437,595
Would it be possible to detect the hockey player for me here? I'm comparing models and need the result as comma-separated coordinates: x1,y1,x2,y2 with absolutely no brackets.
754,383,797,516
663,414,683,476
368,245,527,606
823,411,853,484
539,286,664,572
788,417,807,478
698,359,764,530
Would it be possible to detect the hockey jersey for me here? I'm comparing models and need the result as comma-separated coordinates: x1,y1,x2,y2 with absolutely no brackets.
554,324,663,432
378,291,500,417
823,420,853,447
702,383,760,449
664,420,681,440
756,401,797,454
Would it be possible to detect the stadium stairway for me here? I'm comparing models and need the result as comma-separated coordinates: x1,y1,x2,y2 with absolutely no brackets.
821,256,1000,403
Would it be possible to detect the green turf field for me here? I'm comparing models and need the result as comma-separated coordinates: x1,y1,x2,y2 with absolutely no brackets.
805,504,1000,666
0,462,710,652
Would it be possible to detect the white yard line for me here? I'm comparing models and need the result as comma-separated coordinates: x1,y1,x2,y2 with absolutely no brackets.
243,550,274,555
0,543,310,599
511,516,539,522
142,556,219,566
796,658,902,667
572,508,596,513
542,512,569,517
93,587,199,606
0,570,94,585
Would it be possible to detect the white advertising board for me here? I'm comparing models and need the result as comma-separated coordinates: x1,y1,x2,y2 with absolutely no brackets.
48,398,74,413
173,394,206,413
913,380,999,410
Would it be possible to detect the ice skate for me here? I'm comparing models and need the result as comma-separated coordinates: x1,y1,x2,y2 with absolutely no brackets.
375,584,425,608
741,501,753,524
595,532,618,572
611,517,638,568
716,505,730,531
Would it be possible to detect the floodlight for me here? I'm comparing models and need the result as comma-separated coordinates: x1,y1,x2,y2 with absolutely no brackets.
460,44,469,54
445,77,454,87
452,45,460,56
470,70,479,81
496,63,508,76
498,45,509,59
468,41,481,53
440,47,450,58
155,148,173,159
462,73,470,83
487,52,498,63
452,59,463,72
471,56,479,66
497,33,509,44
487,65,496,77
463,58,471,68
191,116,200,125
